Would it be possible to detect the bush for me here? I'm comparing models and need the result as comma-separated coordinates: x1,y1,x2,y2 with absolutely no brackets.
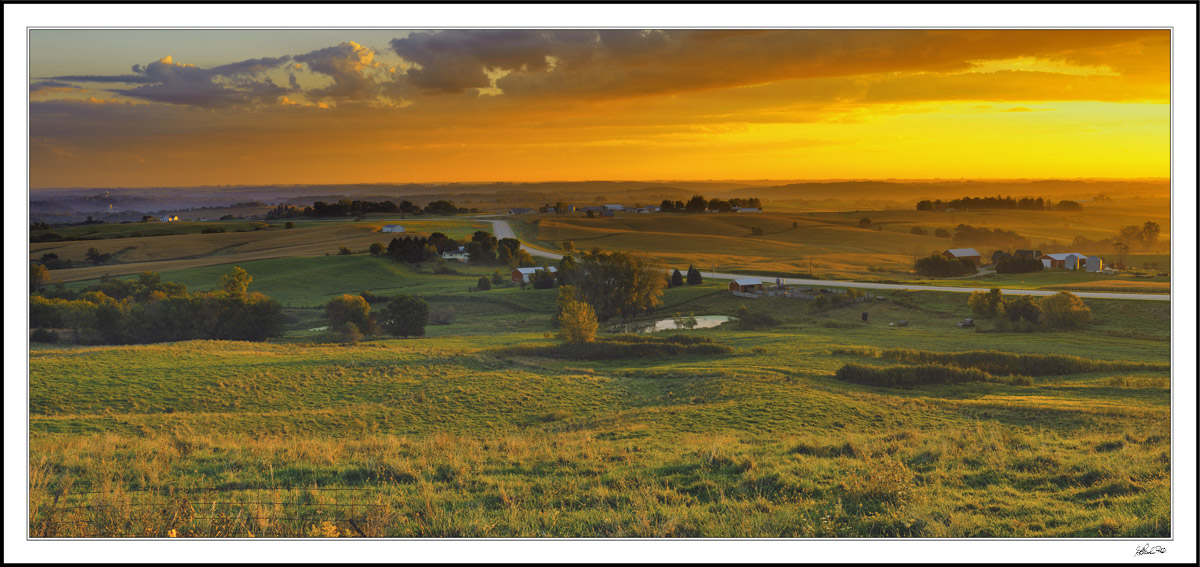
338,246,353,255
559,299,599,343
843,347,1166,376
503,334,733,360
834,362,998,388
285,222,295,229
967,288,1003,318
201,227,226,234
336,322,364,343
909,226,927,236
369,242,386,256
1039,291,1092,329
735,305,779,330
934,228,951,238
30,328,58,344
477,276,492,291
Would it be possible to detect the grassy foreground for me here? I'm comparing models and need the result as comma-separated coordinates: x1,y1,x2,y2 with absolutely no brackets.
29,284,1170,537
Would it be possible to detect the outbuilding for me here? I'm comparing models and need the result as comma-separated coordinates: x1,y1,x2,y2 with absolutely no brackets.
728,278,764,293
1039,252,1086,270
382,225,405,233
1085,256,1104,272
942,248,982,266
512,266,557,283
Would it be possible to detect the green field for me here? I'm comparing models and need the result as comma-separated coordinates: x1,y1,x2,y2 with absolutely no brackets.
29,272,1171,537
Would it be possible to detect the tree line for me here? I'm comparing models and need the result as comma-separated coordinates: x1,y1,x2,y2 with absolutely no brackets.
266,198,471,220
658,195,762,213
916,196,1082,212
29,268,285,345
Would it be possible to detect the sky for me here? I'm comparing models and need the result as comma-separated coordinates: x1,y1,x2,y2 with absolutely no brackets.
28,28,1171,188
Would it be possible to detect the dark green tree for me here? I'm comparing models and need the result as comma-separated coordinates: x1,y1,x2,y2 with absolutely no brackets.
671,269,684,287
380,294,429,337
686,264,703,285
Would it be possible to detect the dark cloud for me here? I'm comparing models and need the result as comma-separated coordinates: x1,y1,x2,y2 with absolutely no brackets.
47,54,292,108
30,80,86,96
293,42,381,102
389,29,1168,101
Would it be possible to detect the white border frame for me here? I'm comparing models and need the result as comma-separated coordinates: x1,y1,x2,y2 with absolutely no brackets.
5,3,1196,564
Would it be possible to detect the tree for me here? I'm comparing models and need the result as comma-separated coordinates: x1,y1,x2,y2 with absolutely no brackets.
685,194,708,213
1001,295,1041,326
561,241,576,252
686,264,702,286
85,247,112,266
285,221,295,229
491,270,505,285
915,254,974,277
31,263,50,292
671,269,684,287
530,265,557,289
369,242,386,256
380,294,428,337
558,298,598,343
934,228,951,238
1112,241,1130,268
1141,221,1161,249
967,288,1004,318
859,217,871,227
325,294,376,336
558,251,667,321
909,226,928,236
477,276,492,291
1039,291,1091,329
219,267,253,300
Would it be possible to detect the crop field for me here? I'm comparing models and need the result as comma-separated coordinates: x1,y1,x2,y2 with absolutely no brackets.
516,201,1171,281
31,219,490,284
28,274,1172,537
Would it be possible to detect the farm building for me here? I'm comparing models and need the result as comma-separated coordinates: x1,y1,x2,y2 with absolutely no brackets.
1039,252,1086,270
603,204,625,212
159,215,179,222
441,250,468,262
508,208,535,215
512,266,557,283
1085,256,1104,272
382,225,405,233
728,278,764,293
941,248,982,266
733,207,761,213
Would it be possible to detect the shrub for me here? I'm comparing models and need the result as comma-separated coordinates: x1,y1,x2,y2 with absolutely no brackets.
369,242,386,256
909,226,928,236
201,227,226,234
1039,291,1092,329
477,276,492,291
503,334,733,360
1000,295,1041,325
735,305,779,330
336,322,363,343
934,228,951,238
834,362,997,388
285,221,295,229
996,255,1044,274
559,299,599,343
967,288,1003,318
30,328,58,344
338,246,353,255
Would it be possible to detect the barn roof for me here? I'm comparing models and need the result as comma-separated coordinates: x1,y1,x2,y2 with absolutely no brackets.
515,266,557,274
1042,252,1085,260
732,278,762,286
944,248,981,257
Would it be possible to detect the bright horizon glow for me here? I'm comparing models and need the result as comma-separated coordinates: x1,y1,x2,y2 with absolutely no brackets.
28,29,1171,188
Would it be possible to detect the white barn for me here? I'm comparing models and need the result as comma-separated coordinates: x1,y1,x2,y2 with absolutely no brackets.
382,225,405,233
1085,256,1104,272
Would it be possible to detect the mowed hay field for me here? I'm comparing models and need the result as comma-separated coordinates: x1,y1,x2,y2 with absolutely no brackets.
521,199,1171,280
29,283,1172,538
31,219,490,283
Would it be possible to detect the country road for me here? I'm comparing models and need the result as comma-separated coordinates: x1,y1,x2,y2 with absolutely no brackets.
482,219,1171,302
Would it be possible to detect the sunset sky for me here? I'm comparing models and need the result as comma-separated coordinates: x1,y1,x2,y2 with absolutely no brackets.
28,29,1171,188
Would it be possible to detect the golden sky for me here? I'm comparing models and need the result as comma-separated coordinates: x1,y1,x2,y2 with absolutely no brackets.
29,29,1170,187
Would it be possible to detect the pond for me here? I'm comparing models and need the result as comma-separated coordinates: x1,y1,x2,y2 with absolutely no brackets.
607,315,737,334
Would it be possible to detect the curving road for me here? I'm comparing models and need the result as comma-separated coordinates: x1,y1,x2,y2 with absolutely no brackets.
482,219,1170,302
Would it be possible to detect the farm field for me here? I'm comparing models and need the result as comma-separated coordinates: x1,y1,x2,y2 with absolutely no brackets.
29,269,1172,537
31,218,490,284
515,200,1171,281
